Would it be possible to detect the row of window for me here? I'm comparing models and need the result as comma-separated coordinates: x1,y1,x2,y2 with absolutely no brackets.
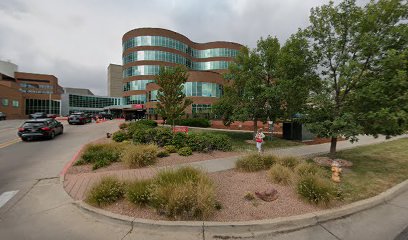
19,89,53,94
19,83,53,89
130,82,223,104
192,104,212,114
25,99,60,115
123,80,154,91
69,94,123,108
1,98,19,107
123,62,229,78
123,36,239,58
123,51,232,71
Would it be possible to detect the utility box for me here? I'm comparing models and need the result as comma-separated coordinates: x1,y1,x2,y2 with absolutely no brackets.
283,122,315,141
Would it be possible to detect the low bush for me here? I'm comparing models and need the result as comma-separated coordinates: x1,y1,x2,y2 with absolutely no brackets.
137,119,158,127
119,122,129,130
125,179,152,206
174,118,211,128
164,145,177,153
112,130,127,142
86,176,124,206
152,127,173,147
128,122,153,139
235,154,277,172
149,167,216,220
186,133,232,152
178,147,193,156
268,165,294,185
157,150,170,158
276,156,300,169
122,144,158,168
80,143,124,170
296,175,336,205
171,132,187,149
294,162,326,178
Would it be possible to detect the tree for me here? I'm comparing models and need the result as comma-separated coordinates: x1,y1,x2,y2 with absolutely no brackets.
155,66,193,127
303,0,408,155
214,33,318,135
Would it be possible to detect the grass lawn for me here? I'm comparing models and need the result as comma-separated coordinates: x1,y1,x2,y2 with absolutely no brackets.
188,128,303,151
331,138,408,203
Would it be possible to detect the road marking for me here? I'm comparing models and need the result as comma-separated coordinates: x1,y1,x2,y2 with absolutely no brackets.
0,190,19,208
0,138,21,149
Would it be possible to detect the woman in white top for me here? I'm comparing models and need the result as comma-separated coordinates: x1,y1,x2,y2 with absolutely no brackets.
255,128,265,153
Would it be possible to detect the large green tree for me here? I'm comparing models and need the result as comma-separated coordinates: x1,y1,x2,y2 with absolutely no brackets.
214,33,318,134
156,66,193,127
303,0,408,155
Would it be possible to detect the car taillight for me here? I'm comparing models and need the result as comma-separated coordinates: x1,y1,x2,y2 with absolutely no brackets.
18,127,25,132
41,127,51,131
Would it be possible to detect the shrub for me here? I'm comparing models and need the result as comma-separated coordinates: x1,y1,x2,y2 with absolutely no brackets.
149,167,216,220
132,127,150,144
128,122,152,140
276,156,300,169
164,145,177,153
294,162,326,178
112,130,127,142
178,147,193,156
119,122,129,130
137,119,158,127
80,143,124,170
235,154,277,172
171,132,187,149
174,118,211,128
157,150,170,158
125,179,152,206
268,165,294,185
86,176,124,206
153,127,173,147
296,175,336,205
186,133,232,152
122,144,158,168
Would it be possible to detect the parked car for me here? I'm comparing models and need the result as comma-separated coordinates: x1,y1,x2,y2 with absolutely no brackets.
0,112,6,120
18,118,63,141
68,112,92,125
29,112,47,119
96,112,113,120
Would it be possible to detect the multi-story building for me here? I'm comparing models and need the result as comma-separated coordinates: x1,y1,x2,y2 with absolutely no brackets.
120,27,242,119
0,60,63,119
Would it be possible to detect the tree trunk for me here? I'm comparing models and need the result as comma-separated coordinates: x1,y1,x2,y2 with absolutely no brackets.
253,119,258,139
329,137,337,158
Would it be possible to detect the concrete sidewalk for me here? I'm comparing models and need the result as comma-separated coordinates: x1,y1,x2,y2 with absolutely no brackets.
64,134,407,201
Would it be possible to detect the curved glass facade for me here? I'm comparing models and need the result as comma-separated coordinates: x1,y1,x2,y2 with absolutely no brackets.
148,90,159,102
123,80,154,91
124,94,146,104
183,82,222,97
123,36,238,58
123,51,190,65
123,62,229,78
123,65,163,78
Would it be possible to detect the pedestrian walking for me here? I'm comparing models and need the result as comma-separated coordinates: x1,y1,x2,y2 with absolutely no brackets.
255,128,265,153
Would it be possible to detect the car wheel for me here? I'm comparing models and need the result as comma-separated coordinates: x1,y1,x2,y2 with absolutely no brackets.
49,131,55,139
60,127,64,134
21,137,28,141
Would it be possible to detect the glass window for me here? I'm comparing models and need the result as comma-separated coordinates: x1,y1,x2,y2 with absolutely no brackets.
12,100,19,108
2,99,9,106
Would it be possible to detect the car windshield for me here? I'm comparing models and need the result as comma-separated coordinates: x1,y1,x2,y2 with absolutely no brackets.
22,122,46,128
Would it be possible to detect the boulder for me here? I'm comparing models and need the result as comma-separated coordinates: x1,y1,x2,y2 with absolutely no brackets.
255,188,279,202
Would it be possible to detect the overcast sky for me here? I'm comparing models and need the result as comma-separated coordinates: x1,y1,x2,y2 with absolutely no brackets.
0,0,368,95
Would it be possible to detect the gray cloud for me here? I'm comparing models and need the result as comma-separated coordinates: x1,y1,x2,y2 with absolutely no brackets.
0,0,370,95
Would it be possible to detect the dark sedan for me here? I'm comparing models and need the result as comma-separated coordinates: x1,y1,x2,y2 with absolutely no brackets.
18,118,64,141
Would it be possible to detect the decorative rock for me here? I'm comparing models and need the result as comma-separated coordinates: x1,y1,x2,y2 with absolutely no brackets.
255,188,279,202
313,157,353,168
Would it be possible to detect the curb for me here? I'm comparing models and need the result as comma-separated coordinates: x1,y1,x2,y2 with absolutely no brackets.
74,179,408,235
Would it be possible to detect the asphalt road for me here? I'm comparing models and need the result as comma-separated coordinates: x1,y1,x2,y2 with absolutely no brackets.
0,119,120,216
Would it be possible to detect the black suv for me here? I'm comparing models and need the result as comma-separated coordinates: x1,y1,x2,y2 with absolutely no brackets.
18,118,64,141
96,112,113,120
29,112,47,119
68,112,92,125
